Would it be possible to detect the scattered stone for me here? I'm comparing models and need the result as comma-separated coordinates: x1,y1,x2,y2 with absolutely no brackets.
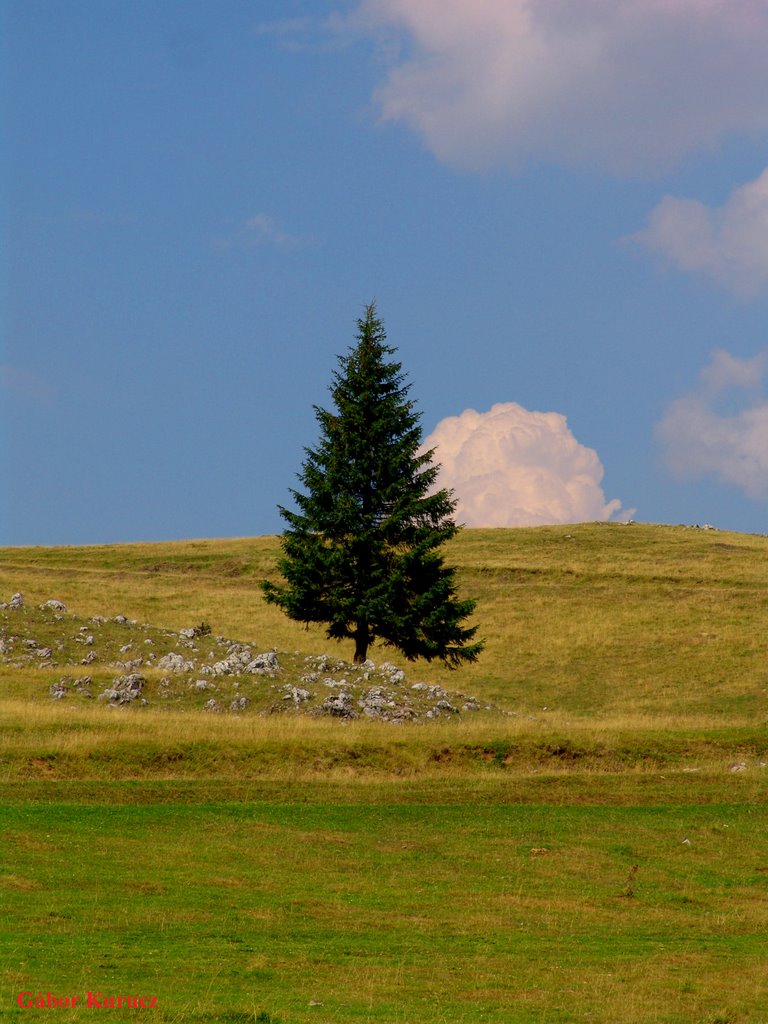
306,654,346,673
98,673,146,705
1,600,497,724
379,662,405,683
116,657,144,672
729,762,748,773
157,652,195,672
358,687,398,719
391,708,416,721
249,651,280,674
284,686,311,706
356,658,376,680
319,691,357,719
50,679,69,700
9,593,23,609
206,655,239,676
204,647,279,677
75,676,93,698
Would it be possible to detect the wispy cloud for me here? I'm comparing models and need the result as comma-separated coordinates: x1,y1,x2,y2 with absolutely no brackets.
657,349,768,499
214,213,313,252
241,213,309,249
423,402,632,527
628,167,768,297
254,16,347,54
345,0,768,176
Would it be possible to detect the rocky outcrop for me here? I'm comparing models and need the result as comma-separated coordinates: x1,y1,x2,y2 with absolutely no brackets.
157,652,195,673
98,673,146,705
2,597,497,722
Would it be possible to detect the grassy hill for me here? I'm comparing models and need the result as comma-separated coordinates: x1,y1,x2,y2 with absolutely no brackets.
2,524,768,1023
2,521,767,720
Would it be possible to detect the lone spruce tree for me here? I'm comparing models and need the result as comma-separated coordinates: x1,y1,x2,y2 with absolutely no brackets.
262,303,482,666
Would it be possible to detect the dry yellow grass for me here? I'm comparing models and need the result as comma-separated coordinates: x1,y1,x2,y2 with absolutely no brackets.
1,696,764,794
3,522,768,717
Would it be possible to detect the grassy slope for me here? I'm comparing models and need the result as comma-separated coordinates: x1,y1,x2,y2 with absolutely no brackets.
2,522,768,717
2,524,768,1024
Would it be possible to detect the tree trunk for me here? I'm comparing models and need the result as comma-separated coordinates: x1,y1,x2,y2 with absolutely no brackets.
353,624,369,663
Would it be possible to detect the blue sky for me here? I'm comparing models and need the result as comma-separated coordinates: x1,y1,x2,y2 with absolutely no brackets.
4,0,768,544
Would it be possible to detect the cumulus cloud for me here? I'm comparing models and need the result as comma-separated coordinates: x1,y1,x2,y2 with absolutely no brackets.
629,167,768,297
346,0,768,175
422,402,631,527
657,349,768,499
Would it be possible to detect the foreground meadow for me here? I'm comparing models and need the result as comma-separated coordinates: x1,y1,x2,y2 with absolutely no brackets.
2,780,767,1024
1,524,767,1022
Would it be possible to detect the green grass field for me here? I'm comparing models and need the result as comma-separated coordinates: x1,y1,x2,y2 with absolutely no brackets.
1,524,767,1023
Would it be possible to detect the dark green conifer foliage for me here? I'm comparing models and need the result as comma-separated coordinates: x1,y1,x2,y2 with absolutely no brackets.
262,303,483,666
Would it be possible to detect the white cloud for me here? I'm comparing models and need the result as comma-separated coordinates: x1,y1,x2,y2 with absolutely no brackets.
629,167,768,297
347,0,768,175
242,214,306,248
657,349,768,499
423,401,631,527
214,213,311,252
